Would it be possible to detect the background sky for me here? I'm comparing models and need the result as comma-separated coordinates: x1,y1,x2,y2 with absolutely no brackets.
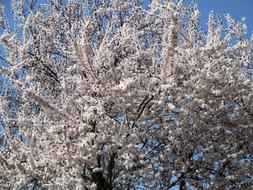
0,0,253,39
197,0,253,36
1,0,253,29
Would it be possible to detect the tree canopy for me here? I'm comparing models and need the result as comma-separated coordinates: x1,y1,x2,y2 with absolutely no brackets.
0,0,252,189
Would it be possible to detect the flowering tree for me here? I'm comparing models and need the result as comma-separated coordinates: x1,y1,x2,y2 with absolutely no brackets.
0,0,253,189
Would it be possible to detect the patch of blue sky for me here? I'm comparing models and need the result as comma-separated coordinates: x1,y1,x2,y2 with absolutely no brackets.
115,113,125,124
197,0,253,36
191,150,204,160
0,114,4,132
241,66,253,78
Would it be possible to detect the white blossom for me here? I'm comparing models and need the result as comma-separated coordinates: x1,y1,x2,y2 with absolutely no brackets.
0,0,252,189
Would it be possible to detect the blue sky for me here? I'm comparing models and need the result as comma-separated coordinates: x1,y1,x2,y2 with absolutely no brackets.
197,0,253,36
0,0,253,37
